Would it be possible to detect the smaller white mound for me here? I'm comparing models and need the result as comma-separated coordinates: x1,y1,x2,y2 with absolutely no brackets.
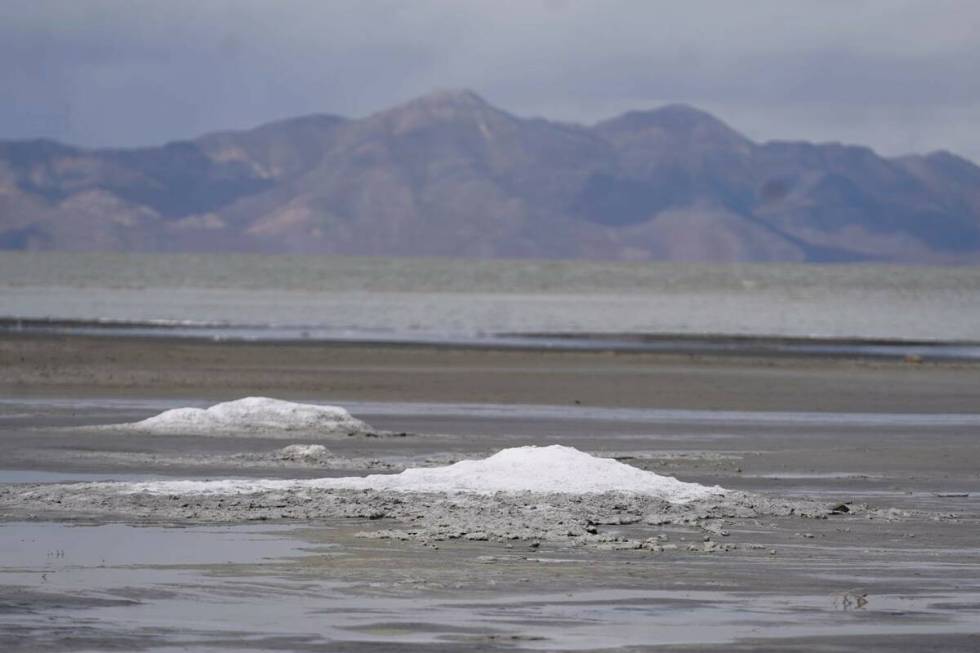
277,444,332,461
112,445,724,502
127,397,372,438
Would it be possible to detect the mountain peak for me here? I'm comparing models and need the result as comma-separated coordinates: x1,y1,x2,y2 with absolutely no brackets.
370,88,512,134
597,103,746,143
923,149,979,169
386,88,498,116
648,103,728,125
418,88,489,107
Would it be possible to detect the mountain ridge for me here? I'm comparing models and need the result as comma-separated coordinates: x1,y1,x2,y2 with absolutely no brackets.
2,89,978,263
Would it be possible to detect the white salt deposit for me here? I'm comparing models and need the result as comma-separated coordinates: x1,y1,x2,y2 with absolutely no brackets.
278,444,331,458
122,397,372,437
327,445,723,499
111,445,724,502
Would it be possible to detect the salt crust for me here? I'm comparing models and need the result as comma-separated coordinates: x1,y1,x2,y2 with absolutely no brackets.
124,397,372,437
113,445,724,502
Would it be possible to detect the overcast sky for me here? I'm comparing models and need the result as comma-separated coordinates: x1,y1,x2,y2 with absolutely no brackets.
3,0,979,162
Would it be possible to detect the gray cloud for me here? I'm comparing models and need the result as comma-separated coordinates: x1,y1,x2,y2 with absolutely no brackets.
2,0,979,161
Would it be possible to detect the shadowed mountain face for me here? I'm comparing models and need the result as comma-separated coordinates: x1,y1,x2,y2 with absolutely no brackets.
2,90,979,262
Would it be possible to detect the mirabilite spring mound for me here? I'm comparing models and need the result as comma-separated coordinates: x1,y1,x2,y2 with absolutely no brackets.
1,446,848,548
115,397,374,438
115,445,725,502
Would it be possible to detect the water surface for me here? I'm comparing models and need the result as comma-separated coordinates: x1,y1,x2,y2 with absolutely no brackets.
3,252,979,344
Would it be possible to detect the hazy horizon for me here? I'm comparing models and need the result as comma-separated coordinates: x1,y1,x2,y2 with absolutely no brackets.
4,1,979,162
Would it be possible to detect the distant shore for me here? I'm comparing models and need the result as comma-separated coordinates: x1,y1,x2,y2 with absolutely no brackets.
3,317,979,362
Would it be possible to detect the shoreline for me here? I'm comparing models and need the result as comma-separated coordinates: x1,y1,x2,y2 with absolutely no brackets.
3,331,979,413
3,317,980,361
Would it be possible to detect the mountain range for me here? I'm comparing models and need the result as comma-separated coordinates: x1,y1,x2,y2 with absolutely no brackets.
2,89,979,263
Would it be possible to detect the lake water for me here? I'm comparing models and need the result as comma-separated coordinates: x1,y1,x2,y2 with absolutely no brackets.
2,252,979,347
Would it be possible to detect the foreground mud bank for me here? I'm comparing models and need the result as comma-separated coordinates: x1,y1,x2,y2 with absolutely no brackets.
0,479,862,552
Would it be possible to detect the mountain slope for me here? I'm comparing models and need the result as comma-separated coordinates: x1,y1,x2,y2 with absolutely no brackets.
1,90,978,262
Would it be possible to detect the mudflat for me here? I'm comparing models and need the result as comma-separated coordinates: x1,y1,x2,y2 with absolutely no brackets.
3,332,980,412
1,333,979,651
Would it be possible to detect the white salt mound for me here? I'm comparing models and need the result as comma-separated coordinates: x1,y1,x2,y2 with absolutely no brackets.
114,445,724,502
325,445,723,500
127,397,372,438
277,444,332,461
